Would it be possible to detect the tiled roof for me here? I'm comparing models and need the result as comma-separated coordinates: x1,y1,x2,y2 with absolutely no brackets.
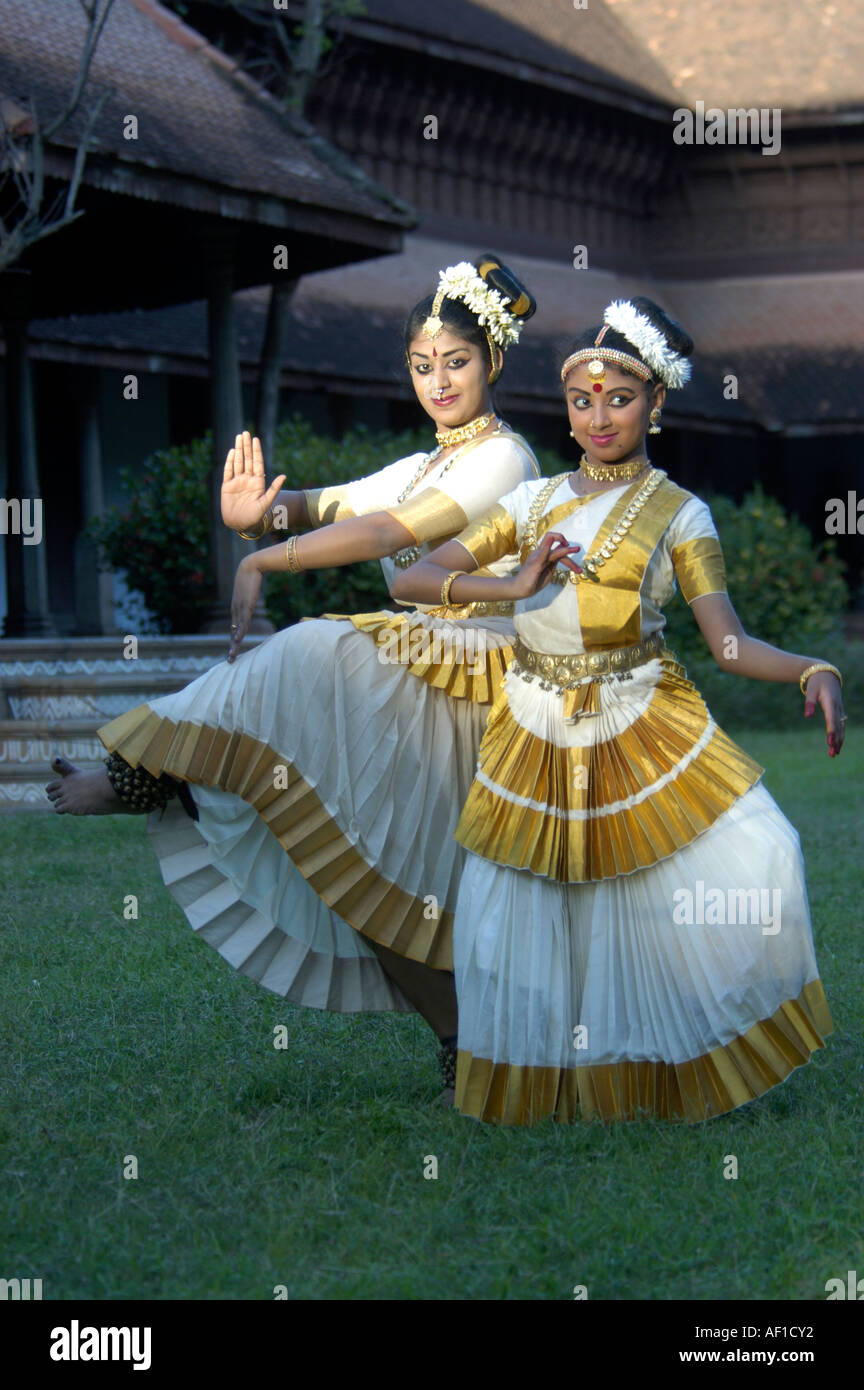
351,0,678,111
356,0,864,114
0,0,413,228
27,244,864,429
603,0,864,112
273,237,864,353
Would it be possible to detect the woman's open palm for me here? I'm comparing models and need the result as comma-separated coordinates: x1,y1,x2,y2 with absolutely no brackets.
221,431,286,532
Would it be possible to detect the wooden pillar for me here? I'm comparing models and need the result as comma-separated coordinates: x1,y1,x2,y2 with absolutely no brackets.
256,276,298,467
2,273,55,636
74,369,116,634
198,226,273,635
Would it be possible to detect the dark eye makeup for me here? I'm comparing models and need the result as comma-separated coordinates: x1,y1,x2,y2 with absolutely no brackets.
415,357,468,372
570,392,635,407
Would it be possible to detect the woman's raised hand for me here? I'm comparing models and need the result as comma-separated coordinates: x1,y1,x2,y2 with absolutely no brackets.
803,671,846,757
221,431,287,532
509,531,584,599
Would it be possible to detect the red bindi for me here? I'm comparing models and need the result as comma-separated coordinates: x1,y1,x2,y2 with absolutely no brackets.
592,383,602,392
432,346,437,357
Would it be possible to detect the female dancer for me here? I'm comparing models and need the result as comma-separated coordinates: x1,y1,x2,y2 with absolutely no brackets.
392,296,843,1125
46,255,541,1095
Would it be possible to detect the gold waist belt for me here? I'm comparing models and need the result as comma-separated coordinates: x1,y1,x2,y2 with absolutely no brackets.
428,598,515,619
511,630,666,687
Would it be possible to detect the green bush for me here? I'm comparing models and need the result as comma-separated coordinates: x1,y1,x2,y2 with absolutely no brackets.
87,435,214,634
662,484,851,728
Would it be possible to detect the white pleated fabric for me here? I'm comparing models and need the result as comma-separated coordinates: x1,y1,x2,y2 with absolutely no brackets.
454,780,820,1070
134,614,510,1010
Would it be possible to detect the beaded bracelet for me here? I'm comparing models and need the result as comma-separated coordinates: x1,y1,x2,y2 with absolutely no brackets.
441,571,466,607
799,662,842,697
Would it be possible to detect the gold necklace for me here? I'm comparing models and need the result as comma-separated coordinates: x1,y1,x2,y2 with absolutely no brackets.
523,468,665,584
435,411,494,447
391,417,504,568
579,452,649,483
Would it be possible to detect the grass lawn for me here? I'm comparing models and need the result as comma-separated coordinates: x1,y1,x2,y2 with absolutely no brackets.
1,725,861,1301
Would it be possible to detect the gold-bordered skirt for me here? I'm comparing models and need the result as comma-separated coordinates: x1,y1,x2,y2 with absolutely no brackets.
97,608,515,1011
451,650,833,1124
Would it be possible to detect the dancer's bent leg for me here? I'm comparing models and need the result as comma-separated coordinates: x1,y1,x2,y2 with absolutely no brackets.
365,940,457,1038
366,939,458,1104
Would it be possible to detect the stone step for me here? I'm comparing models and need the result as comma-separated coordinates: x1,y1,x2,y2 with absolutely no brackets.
0,635,264,812
0,718,103,738
0,759,105,780
1,671,201,694
0,784,65,811
0,717,107,768
0,637,250,660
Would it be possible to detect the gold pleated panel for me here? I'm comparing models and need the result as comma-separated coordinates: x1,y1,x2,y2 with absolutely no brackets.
97,704,455,969
454,980,833,1125
320,610,514,704
454,659,765,881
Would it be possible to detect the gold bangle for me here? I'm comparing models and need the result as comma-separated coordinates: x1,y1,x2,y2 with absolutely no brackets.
799,662,842,696
238,506,274,540
440,570,466,607
285,535,303,573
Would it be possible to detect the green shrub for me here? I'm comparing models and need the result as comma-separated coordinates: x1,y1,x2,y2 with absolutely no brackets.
87,435,213,634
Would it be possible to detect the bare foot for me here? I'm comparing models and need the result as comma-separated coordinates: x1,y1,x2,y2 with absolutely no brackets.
45,755,138,815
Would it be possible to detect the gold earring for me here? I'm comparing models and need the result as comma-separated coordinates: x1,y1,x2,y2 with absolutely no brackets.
569,430,575,438
649,408,662,434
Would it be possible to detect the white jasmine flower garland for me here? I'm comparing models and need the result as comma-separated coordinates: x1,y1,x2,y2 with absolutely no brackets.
433,261,522,347
603,300,692,388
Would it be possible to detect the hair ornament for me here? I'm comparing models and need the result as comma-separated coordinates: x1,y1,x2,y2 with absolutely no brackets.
602,300,692,388
422,261,523,348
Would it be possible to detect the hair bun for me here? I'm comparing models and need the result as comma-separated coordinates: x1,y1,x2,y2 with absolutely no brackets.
628,296,694,359
475,253,536,322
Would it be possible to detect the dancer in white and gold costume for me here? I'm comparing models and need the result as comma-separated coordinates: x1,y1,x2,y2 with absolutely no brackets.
393,297,843,1124
46,256,542,1093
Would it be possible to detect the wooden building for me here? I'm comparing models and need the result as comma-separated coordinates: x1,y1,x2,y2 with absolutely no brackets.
6,0,862,642
1,0,862,806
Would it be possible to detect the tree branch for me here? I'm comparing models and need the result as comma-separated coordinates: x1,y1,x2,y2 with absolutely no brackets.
0,0,116,271
45,0,117,139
